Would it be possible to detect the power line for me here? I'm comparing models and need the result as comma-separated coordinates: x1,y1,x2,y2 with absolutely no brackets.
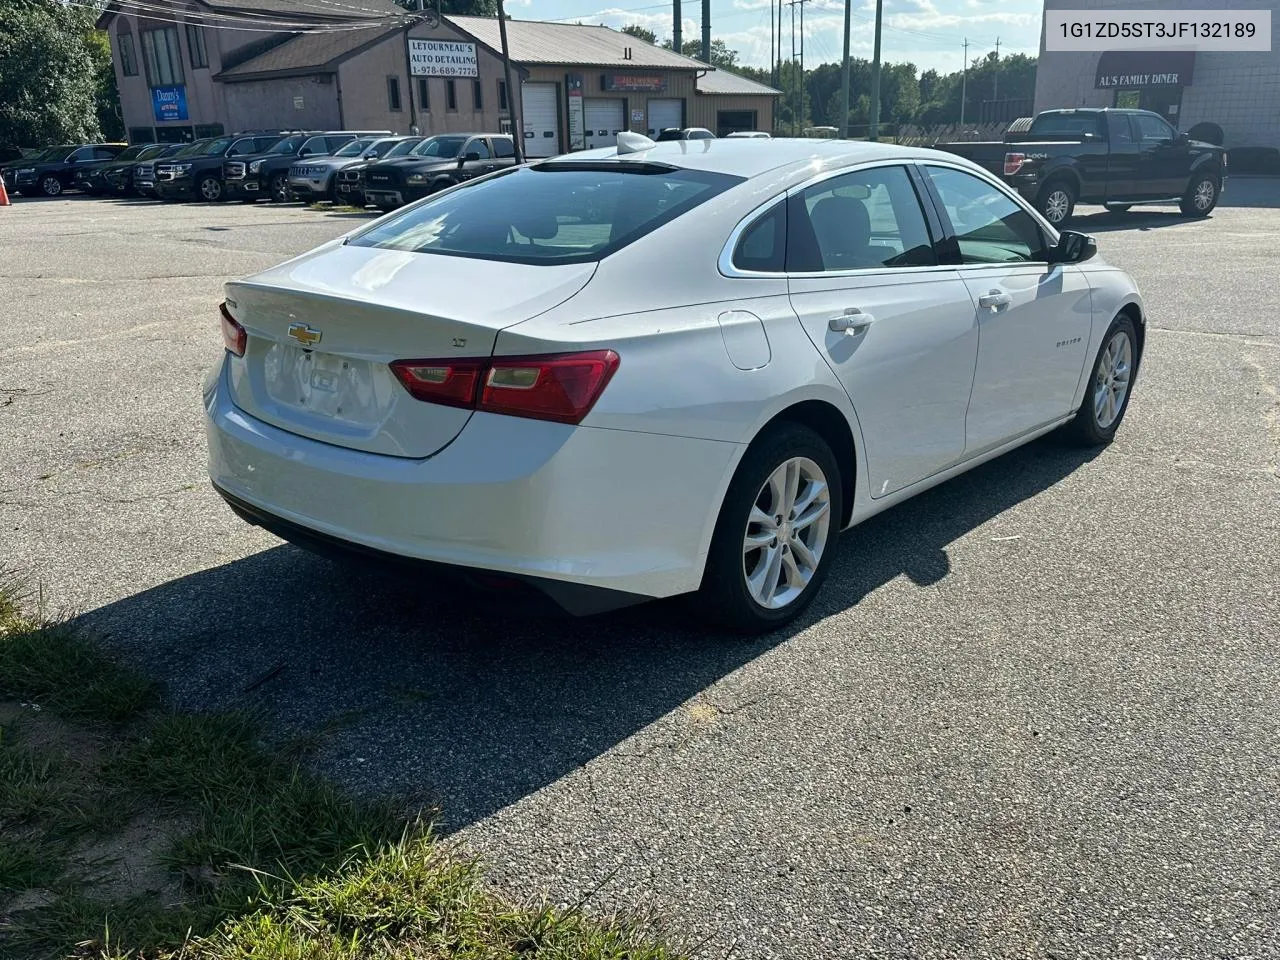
70,0,415,32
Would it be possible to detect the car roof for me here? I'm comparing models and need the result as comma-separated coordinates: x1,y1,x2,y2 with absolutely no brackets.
557,137,969,180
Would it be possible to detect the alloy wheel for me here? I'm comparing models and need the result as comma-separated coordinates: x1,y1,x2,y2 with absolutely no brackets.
742,457,832,610
1044,189,1071,224
40,176,62,197
270,174,288,202
1093,329,1133,429
200,176,222,201
1193,178,1215,212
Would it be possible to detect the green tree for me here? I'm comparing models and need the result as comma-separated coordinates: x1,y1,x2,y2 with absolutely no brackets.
620,24,657,45
396,0,498,15
663,37,739,70
87,28,124,142
0,0,106,147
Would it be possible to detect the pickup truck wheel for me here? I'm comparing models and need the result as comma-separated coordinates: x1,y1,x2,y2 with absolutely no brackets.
1104,203,1132,215
1180,173,1219,218
1038,181,1075,226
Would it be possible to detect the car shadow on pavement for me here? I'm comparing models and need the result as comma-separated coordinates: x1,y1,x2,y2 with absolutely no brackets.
71,434,1102,832
1070,209,1202,234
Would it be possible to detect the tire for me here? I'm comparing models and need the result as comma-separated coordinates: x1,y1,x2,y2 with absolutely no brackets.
198,174,223,202
1104,203,1132,215
1063,314,1139,447
1037,180,1076,226
39,175,63,197
697,422,844,634
269,172,290,203
1180,171,1219,217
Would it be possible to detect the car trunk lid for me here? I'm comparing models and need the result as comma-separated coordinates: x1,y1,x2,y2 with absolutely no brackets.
224,243,596,458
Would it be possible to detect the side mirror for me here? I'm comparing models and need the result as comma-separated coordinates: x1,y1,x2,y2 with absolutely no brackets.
1177,131,1190,143
1049,230,1097,265
463,151,481,162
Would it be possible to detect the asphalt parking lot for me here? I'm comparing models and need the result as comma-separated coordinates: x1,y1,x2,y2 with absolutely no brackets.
3,183,1278,959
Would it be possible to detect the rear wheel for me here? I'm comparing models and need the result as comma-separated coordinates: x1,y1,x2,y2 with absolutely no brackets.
698,423,842,634
1180,172,1219,217
198,174,223,202
1063,314,1139,446
39,175,62,197
1037,180,1076,226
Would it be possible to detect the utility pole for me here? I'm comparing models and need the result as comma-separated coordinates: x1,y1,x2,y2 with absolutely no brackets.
838,0,851,138
496,0,522,163
701,0,711,63
790,0,797,135
868,0,883,141
673,0,682,55
777,0,783,93
993,36,1001,107
770,0,776,91
960,37,968,127
799,0,806,129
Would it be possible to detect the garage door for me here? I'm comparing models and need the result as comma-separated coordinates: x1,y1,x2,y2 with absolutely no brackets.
584,98,625,150
647,99,683,137
522,83,560,158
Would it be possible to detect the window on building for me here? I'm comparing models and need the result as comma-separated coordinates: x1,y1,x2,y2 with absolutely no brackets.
473,79,483,110
118,27,138,77
417,77,430,110
446,79,457,111
498,79,508,111
185,25,207,69
388,76,402,111
141,27,184,87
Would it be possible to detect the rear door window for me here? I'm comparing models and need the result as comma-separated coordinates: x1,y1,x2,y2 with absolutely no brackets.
787,165,937,272
349,164,743,264
492,137,515,159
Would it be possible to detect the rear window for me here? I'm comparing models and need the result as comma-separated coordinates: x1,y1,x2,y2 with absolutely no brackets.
348,164,742,265
1028,113,1103,138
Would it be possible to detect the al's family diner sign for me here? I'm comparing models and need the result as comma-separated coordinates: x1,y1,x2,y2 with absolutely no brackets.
408,39,478,78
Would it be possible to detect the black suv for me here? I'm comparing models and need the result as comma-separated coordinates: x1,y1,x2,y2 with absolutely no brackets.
336,136,423,206
133,142,196,197
93,143,173,195
74,143,160,194
223,131,390,203
11,143,127,196
362,133,517,211
153,132,287,202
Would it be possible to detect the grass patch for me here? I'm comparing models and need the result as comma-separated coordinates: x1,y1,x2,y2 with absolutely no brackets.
0,574,690,960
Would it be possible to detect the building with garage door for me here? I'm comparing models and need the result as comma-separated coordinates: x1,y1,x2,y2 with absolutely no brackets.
97,0,779,151
1033,0,1280,149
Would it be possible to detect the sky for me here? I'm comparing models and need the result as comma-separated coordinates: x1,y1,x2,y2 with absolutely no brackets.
502,0,1046,75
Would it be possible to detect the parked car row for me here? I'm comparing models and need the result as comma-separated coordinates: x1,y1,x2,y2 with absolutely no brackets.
0,128,530,215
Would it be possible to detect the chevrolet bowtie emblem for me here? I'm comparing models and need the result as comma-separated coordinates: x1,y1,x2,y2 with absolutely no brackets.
287,322,322,347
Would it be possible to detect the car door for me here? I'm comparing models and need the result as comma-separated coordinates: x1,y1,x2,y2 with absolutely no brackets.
786,163,980,499
920,163,1093,456
490,136,517,170
1104,112,1139,200
460,137,492,179
1133,112,1188,197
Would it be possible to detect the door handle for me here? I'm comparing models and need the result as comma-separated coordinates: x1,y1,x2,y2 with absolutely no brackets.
978,290,1013,310
829,307,874,335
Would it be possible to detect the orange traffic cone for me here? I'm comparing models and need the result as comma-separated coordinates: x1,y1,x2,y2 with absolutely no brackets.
0,177,10,206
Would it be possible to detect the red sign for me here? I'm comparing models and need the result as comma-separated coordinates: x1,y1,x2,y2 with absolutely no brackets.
605,74,666,93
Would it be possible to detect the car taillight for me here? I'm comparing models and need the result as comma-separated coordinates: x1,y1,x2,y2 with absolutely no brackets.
219,301,246,357
390,350,620,425
1003,152,1027,176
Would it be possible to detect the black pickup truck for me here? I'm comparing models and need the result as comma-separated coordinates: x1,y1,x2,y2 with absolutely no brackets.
935,108,1227,225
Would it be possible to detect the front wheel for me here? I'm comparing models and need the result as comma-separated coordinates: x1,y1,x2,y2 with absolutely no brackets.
39,175,63,197
1180,172,1219,217
198,174,223,202
1063,315,1139,446
269,173,290,203
697,423,843,634
1037,181,1076,226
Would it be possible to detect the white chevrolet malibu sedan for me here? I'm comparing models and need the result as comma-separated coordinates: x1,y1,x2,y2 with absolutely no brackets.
205,134,1144,633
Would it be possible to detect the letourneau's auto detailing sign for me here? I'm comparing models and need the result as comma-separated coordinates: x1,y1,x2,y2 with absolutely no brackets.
408,39,478,78
604,74,666,92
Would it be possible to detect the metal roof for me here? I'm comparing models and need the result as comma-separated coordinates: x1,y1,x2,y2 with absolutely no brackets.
215,25,396,79
695,69,781,96
448,15,711,70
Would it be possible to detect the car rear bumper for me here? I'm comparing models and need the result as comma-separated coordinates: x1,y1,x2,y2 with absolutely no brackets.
204,358,737,604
